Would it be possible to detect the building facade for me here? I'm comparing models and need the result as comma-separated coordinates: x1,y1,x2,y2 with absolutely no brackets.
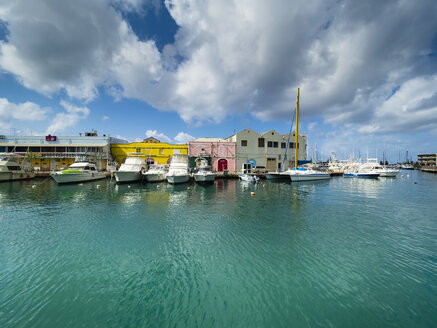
188,138,236,172
225,128,307,173
0,133,124,171
417,153,437,166
111,142,188,165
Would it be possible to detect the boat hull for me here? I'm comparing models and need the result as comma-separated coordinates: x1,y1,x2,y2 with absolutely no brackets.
0,172,35,181
266,172,289,180
52,172,107,184
194,173,216,183
167,174,190,184
289,173,331,182
344,173,380,178
145,173,167,182
113,171,142,183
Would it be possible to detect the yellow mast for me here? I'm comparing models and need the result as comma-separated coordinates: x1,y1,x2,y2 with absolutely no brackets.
294,88,300,169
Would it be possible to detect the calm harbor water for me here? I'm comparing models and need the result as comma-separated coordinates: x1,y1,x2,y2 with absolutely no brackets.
1,171,437,327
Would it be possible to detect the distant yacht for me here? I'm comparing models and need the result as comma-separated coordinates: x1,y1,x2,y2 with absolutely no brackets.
0,154,35,182
51,156,106,184
113,155,146,183
166,154,190,184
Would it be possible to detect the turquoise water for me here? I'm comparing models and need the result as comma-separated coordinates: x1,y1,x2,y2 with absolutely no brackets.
1,171,437,327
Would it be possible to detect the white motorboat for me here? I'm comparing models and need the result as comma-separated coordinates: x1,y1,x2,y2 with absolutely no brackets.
0,155,35,181
194,158,216,183
239,174,260,183
360,159,399,177
401,164,414,170
143,164,168,182
51,156,106,184
113,156,146,183
343,161,380,178
281,168,331,182
166,154,190,184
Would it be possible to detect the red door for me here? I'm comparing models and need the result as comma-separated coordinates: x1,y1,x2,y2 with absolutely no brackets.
218,159,228,171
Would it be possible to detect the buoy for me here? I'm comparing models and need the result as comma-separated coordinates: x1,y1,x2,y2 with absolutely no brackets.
96,185,100,188
251,192,255,195
157,185,160,188
32,185,37,188
187,187,191,190
401,175,404,179
128,185,131,188
78,183,83,186
407,175,410,178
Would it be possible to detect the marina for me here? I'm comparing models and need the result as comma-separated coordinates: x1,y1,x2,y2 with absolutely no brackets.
1,171,437,327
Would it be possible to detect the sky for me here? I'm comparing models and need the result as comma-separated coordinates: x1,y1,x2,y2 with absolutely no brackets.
0,0,437,162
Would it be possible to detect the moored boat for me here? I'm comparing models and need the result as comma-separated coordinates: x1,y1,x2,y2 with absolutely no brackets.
0,154,35,182
113,156,146,183
143,164,168,182
166,154,190,184
51,156,106,184
239,173,260,183
194,158,216,183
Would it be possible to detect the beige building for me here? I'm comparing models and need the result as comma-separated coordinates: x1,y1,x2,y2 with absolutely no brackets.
225,128,307,173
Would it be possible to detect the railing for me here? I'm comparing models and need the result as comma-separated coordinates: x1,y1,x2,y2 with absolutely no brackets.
13,152,110,159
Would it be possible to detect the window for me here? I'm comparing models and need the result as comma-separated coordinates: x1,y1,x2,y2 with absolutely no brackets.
297,143,299,149
289,142,295,149
241,140,248,147
267,141,273,148
281,142,286,149
258,138,265,147
273,142,278,148
136,147,141,153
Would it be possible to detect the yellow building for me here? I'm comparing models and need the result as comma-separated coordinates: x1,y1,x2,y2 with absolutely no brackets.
111,142,188,165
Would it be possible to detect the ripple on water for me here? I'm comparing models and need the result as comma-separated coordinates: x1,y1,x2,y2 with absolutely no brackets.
1,173,437,327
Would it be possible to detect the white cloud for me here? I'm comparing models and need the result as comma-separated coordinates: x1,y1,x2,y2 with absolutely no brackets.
145,129,172,143
46,100,90,134
174,131,195,144
0,97,49,130
102,115,110,121
0,0,437,135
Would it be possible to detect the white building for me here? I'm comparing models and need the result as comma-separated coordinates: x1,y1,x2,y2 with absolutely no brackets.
225,128,307,173
0,132,127,171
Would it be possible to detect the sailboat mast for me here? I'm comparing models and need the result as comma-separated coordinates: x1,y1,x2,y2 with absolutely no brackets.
295,88,300,170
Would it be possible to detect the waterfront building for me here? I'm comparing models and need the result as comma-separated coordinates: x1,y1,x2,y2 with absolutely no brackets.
111,142,188,165
0,132,125,171
417,153,437,166
188,138,236,172
225,128,307,173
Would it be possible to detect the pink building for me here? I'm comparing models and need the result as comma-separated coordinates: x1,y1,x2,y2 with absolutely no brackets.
188,138,236,172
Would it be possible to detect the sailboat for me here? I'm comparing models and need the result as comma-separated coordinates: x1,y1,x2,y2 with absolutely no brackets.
281,88,330,182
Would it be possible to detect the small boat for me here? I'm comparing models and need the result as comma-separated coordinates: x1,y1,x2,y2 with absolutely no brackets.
400,164,414,170
51,156,106,184
194,158,216,183
0,154,35,181
113,156,147,183
143,164,169,182
166,154,190,184
239,174,260,183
